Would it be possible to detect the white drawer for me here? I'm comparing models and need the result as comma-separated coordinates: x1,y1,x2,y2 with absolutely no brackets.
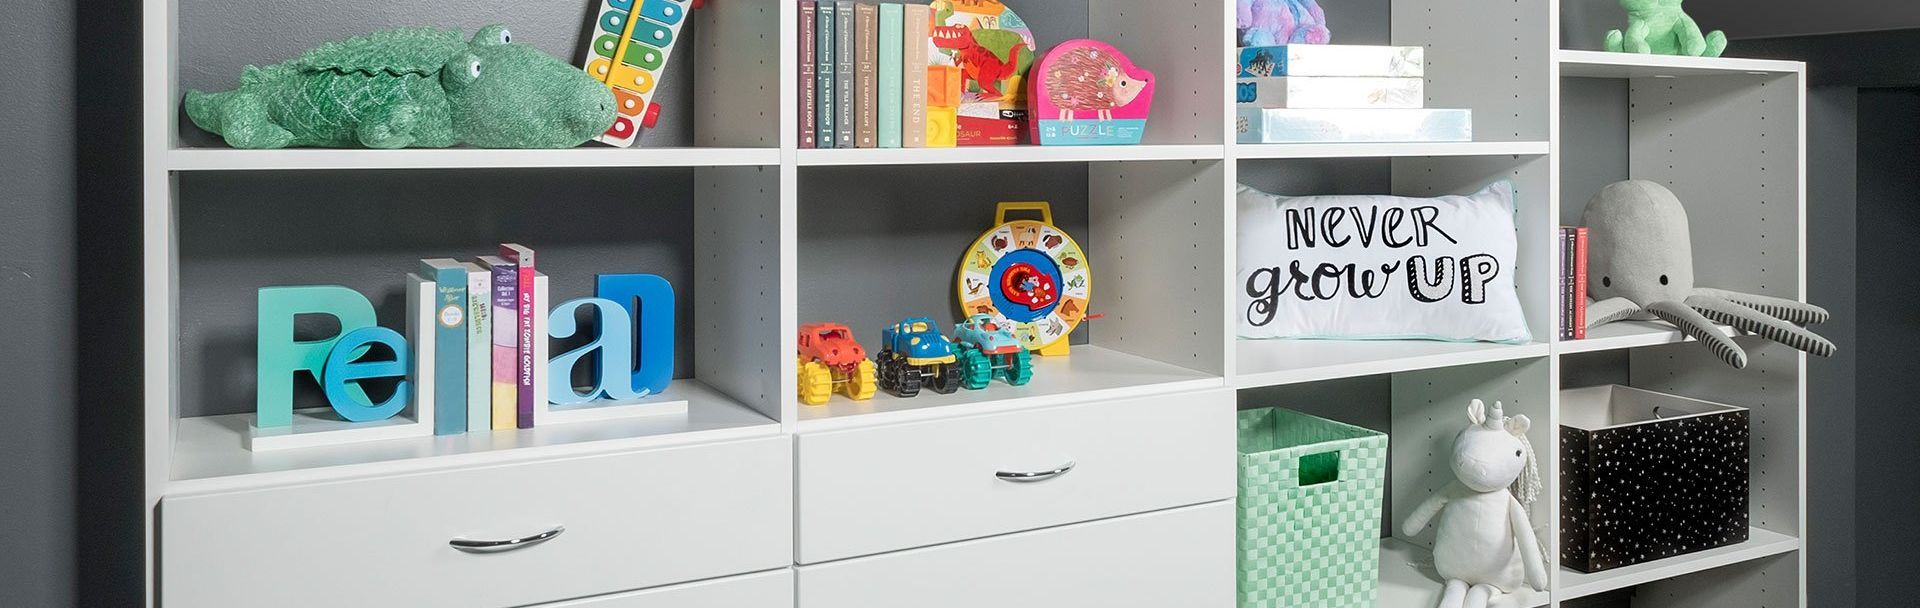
162,436,792,608
797,501,1233,608
536,569,791,607
795,389,1233,563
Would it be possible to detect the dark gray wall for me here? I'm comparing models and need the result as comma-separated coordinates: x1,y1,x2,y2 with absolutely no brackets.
1,0,144,606
1565,0,1920,48
1852,86,1916,608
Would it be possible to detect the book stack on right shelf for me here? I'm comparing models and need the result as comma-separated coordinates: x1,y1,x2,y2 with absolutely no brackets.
1558,225,1589,340
1234,45,1472,144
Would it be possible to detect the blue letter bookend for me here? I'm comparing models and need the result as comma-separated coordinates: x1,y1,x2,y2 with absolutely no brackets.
247,280,439,451
534,273,688,425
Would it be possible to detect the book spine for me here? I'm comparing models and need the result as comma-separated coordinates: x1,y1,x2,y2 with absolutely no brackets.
902,4,929,148
800,1,818,149
487,259,516,430
1574,226,1590,340
855,3,878,148
423,263,466,435
878,3,903,148
836,1,855,148
1561,227,1575,341
465,265,490,433
817,3,836,148
501,245,537,429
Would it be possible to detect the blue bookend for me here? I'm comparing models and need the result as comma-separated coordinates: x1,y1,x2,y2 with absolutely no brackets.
255,285,379,428
598,273,675,397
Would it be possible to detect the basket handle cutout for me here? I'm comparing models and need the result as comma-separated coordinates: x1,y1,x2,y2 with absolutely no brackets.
1298,450,1341,487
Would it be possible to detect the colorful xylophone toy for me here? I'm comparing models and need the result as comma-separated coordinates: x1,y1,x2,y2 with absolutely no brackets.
580,0,701,147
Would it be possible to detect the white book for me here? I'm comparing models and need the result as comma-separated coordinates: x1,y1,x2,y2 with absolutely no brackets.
463,261,491,433
1236,77,1425,109
1236,45,1425,78
1236,107,1472,143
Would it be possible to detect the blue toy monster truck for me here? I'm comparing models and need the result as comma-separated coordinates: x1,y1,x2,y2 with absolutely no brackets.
876,317,963,397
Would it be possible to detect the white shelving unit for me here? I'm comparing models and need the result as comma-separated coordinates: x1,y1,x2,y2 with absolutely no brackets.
140,0,1810,606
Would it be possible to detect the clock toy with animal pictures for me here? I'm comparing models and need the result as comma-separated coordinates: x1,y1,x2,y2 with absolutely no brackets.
957,202,1091,357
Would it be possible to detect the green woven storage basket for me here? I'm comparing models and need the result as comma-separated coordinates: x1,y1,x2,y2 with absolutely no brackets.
1237,407,1388,608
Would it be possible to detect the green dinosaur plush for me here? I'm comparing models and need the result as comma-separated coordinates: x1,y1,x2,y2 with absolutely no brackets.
1605,0,1727,57
185,25,614,149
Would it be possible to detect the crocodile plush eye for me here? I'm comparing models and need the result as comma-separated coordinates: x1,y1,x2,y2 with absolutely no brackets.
468,60,483,79
498,29,512,44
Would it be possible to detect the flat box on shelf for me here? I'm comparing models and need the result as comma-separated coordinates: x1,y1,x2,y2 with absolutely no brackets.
1235,108,1471,144
1236,77,1424,109
1235,45,1425,78
1561,385,1751,573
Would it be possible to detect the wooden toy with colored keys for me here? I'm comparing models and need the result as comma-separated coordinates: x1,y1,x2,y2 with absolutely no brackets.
579,0,699,146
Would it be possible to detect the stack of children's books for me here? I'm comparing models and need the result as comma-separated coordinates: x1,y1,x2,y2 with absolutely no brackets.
1233,45,1472,143
410,244,545,435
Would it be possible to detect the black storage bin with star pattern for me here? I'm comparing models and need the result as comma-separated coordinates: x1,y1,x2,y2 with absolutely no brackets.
1560,385,1750,573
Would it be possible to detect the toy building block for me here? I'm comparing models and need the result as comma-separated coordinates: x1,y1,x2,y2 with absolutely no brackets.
797,323,878,405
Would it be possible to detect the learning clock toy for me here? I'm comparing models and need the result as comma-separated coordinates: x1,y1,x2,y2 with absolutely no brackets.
957,202,1092,357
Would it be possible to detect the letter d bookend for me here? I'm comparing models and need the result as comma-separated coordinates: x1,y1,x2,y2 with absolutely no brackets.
533,274,688,426
247,278,439,451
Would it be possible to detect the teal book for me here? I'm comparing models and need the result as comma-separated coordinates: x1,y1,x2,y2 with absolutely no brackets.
419,259,469,435
817,3,837,147
878,3,903,148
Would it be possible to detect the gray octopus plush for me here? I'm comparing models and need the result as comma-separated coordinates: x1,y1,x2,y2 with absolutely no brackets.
1584,180,1834,368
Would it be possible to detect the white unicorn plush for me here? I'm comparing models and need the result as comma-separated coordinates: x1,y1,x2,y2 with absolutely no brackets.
1403,399,1547,608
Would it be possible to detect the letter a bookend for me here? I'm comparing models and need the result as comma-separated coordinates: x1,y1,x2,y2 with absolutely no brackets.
249,281,437,451
534,273,688,425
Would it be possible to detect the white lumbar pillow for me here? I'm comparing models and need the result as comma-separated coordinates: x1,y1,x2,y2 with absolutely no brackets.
1237,180,1532,343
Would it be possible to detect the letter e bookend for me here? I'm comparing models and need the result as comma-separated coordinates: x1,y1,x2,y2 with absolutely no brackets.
535,274,688,426
248,278,439,452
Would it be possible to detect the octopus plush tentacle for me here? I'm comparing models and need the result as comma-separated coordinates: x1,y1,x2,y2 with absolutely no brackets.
1646,300,1747,368
1686,295,1837,358
1692,287,1830,325
1585,297,1642,328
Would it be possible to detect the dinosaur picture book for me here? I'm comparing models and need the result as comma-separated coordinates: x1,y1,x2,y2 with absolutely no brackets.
926,0,1035,146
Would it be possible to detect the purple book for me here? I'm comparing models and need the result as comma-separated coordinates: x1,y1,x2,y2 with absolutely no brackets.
500,244,537,429
479,255,517,431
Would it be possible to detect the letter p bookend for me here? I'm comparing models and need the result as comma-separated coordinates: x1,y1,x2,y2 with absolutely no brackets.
250,280,442,451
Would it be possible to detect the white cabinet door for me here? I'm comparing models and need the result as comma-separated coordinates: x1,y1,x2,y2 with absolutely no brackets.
162,436,791,608
796,389,1234,562
797,501,1234,608
536,569,792,608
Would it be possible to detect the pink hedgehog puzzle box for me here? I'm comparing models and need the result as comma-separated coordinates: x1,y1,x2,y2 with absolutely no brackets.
1028,39,1155,146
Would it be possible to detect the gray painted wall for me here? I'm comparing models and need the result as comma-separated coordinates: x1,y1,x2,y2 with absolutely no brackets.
1566,0,1920,48
1851,86,1915,608
2,0,144,606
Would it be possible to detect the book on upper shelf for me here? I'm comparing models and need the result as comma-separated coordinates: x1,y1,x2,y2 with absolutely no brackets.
1572,226,1589,339
855,3,878,148
800,1,819,148
817,2,837,148
1236,77,1424,109
1236,45,1425,78
878,3,904,149
1559,227,1575,341
902,3,930,148
835,1,855,148
1236,108,1471,143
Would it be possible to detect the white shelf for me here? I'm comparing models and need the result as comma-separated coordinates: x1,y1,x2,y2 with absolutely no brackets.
1234,339,1549,388
1378,537,1548,608
168,380,777,496
1232,140,1550,161
1558,527,1802,600
1557,320,1740,355
795,345,1220,431
796,144,1224,166
1558,50,1803,79
165,146,781,171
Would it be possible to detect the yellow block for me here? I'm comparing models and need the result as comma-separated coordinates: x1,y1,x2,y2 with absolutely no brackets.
927,106,958,148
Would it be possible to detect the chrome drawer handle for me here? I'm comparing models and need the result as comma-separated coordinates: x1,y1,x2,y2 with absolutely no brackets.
449,526,565,554
996,461,1076,482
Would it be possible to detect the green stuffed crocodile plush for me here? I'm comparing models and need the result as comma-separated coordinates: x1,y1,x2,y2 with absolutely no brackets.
1604,0,1727,57
185,25,614,149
